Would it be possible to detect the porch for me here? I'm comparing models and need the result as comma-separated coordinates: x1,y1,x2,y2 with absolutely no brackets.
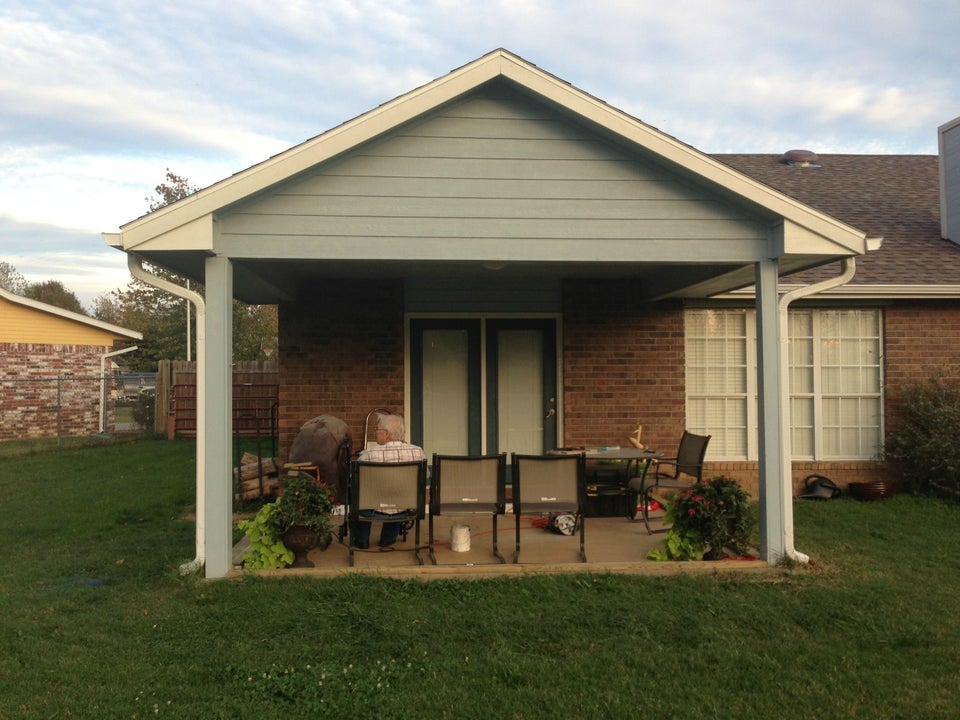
107,50,876,578
231,510,768,580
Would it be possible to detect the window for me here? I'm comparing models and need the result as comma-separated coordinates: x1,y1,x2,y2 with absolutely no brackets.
685,309,753,458
685,308,882,460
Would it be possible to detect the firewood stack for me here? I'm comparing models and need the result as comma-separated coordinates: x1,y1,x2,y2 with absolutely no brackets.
234,452,282,501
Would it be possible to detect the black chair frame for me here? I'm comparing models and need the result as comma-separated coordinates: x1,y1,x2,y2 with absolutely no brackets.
429,453,507,564
637,431,711,534
511,453,587,564
347,459,427,566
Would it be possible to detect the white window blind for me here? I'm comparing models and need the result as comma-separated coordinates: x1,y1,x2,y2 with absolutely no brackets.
685,308,882,460
685,309,753,458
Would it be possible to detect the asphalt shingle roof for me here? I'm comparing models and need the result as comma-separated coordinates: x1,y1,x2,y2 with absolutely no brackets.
713,154,960,287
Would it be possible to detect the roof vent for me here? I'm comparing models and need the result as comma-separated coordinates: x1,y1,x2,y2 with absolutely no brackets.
780,149,821,167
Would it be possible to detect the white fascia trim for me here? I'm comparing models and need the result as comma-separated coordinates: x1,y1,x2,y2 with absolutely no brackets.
497,55,867,252
714,284,960,300
112,49,866,256
116,52,509,247
0,285,142,340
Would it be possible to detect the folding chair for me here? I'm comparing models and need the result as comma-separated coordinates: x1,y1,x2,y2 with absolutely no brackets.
429,453,507,564
511,453,586,564
348,460,427,566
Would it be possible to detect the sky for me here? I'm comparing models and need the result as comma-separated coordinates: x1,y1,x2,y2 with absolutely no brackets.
2,0,958,309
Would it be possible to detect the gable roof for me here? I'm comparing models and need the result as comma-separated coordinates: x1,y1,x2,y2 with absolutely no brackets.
0,286,142,341
716,153,960,295
109,49,871,262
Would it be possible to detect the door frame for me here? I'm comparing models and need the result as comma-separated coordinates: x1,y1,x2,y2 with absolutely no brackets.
485,317,558,454
409,318,483,455
406,313,562,455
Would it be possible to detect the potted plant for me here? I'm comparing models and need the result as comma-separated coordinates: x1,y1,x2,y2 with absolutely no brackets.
648,475,756,561
238,472,336,569
272,472,336,567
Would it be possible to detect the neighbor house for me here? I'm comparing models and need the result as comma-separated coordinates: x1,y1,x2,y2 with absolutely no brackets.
0,286,142,439
104,49,958,578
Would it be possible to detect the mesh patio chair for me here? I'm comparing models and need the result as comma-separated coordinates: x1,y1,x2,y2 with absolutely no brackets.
429,453,507,564
630,430,710,533
511,453,586,564
348,459,427,566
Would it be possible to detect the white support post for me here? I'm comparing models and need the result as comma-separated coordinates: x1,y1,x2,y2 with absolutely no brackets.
203,255,234,579
755,258,787,563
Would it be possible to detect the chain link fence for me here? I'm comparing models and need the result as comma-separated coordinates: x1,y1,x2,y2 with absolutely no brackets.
0,372,157,442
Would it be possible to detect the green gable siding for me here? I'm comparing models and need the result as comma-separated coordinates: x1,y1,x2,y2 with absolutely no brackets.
217,86,766,263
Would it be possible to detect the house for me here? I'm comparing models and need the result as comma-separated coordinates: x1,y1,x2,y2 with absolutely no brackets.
0,286,142,439
710,151,958,487
104,49,957,578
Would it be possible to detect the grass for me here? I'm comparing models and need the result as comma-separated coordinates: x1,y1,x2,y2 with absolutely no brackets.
2,437,959,718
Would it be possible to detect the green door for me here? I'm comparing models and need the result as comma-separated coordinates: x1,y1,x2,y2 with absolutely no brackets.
410,318,557,457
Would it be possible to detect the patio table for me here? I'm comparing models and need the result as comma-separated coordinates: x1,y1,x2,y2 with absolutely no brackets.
551,447,663,519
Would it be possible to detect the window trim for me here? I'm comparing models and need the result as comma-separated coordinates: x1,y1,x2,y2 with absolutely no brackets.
684,307,884,462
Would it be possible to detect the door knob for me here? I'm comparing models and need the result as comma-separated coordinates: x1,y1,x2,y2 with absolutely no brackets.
545,408,556,419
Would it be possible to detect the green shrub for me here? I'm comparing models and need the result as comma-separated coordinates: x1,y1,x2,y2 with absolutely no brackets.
648,475,755,561
886,373,960,502
237,503,294,569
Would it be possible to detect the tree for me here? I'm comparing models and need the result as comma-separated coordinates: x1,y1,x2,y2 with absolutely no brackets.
147,169,198,211
0,261,27,294
23,280,87,315
94,270,193,369
90,293,124,325
2,262,90,315
235,303,279,359
93,170,279,370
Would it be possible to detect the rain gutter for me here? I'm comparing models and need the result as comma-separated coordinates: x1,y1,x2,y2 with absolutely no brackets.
127,254,207,575
776,256,859,564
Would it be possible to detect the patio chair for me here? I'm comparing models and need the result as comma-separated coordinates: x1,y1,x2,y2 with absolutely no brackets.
511,453,586,564
347,459,427,566
630,430,710,534
429,453,507,564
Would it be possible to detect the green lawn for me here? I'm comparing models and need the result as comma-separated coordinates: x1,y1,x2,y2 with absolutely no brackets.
2,437,958,718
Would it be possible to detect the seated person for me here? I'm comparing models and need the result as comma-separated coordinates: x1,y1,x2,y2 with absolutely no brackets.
350,413,426,549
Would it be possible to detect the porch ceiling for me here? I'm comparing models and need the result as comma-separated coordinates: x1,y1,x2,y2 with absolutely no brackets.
130,250,838,305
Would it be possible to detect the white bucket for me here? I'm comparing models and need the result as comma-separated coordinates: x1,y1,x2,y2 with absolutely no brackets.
450,524,471,552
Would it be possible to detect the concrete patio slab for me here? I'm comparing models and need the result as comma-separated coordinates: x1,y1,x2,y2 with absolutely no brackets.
231,511,769,580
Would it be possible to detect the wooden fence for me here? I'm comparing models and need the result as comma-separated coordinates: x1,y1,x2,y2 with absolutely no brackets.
155,360,279,440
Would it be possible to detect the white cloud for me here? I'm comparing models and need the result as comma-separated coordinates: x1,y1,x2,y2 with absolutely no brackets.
0,149,246,231
1,0,957,301
0,216,130,308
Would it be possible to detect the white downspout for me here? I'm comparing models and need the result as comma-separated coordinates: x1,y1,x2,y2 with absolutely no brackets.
127,254,207,575
777,257,857,563
99,345,138,434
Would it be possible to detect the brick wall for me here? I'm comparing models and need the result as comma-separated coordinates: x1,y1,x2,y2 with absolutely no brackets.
277,278,690,461
275,289,960,495
884,300,960,432
0,342,113,440
278,279,405,458
561,281,686,453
